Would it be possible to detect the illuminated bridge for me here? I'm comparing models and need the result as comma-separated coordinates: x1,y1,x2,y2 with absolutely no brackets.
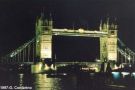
1,14,135,72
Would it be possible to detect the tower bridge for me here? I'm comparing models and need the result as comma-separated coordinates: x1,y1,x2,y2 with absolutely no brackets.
1,14,135,73
35,14,117,64
52,29,108,37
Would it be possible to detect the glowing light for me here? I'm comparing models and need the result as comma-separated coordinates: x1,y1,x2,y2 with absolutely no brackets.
64,28,68,31
19,74,24,86
128,56,131,60
131,72,135,78
96,59,101,62
92,67,98,72
38,62,42,69
112,72,120,79
20,64,24,66
19,74,24,79
78,28,84,33
37,40,39,43
107,38,117,61
45,64,50,70
121,72,130,78
42,50,51,58
34,74,61,90
108,85,126,88
63,73,67,76
132,72,135,75
31,62,43,73
113,64,121,70
121,72,130,76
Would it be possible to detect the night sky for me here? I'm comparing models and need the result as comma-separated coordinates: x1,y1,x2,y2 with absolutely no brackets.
0,0,135,57
52,36,99,62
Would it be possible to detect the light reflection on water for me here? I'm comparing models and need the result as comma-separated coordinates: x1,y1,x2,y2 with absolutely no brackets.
112,72,135,79
33,73,78,90
19,74,24,87
0,71,135,90
131,72,135,78
33,74,61,90
112,72,121,79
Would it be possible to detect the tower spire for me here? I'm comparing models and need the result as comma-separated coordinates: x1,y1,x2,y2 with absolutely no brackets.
106,17,109,29
40,11,45,20
40,8,45,19
49,13,52,20
99,20,102,31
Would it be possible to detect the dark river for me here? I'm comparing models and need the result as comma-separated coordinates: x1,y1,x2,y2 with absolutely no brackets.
0,71,135,90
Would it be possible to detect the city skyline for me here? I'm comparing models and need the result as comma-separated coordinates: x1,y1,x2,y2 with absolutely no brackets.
0,0,135,56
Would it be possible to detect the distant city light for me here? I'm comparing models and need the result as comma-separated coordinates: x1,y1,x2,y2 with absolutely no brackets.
78,28,84,33
121,72,130,78
112,72,120,79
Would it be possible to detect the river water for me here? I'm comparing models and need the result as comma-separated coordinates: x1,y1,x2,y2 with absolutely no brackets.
0,71,135,90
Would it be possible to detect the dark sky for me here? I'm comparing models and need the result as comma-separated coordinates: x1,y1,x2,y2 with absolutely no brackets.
0,0,135,56
52,36,100,62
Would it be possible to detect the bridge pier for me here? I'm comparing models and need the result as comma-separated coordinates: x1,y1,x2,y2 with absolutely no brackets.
31,62,43,73
31,62,56,73
3,14,135,74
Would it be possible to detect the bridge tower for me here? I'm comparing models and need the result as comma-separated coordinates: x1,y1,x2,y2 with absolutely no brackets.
35,13,53,62
100,19,118,63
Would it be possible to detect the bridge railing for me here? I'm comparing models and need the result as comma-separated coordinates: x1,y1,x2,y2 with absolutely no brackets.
117,38,135,64
1,38,36,64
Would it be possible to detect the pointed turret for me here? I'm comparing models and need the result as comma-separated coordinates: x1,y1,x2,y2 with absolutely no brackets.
106,18,109,30
48,13,53,29
35,12,53,60
99,20,102,31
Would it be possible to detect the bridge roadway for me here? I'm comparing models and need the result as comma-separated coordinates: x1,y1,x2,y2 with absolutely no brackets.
1,61,101,65
7,29,107,59
0,61,102,67
52,29,108,37
0,62,34,65
55,62,102,68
